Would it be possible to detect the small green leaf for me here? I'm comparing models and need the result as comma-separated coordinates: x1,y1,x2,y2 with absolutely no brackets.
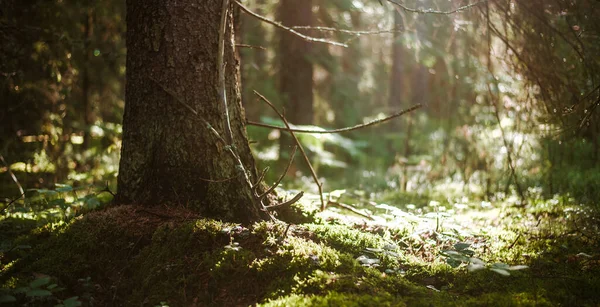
490,268,510,276
491,263,510,270
49,199,67,208
29,277,51,288
32,189,58,196
441,250,461,256
508,265,529,271
467,263,486,272
447,258,462,268
454,242,471,250
26,289,52,297
63,296,82,307
55,184,73,193
461,249,475,256
47,284,58,290
469,257,485,265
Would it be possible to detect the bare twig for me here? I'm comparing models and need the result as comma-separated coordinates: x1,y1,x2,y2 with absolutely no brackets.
328,201,374,220
253,166,270,187
2,191,27,210
234,0,348,47
0,154,24,198
507,233,522,250
218,0,234,144
197,175,238,183
235,44,267,50
387,0,486,14
263,191,304,209
290,26,400,36
253,90,326,211
98,181,116,198
246,104,421,133
258,146,297,202
484,4,525,204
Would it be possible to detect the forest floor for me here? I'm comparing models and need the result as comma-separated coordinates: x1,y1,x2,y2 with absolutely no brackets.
1,187,600,306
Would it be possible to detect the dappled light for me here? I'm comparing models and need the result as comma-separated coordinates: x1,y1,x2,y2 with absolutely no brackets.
1,0,600,305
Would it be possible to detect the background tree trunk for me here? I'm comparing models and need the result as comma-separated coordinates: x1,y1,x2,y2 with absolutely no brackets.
278,0,314,165
388,10,405,122
118,0,264,223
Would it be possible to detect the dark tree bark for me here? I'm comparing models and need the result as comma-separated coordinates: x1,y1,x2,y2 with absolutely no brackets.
117,0,265,223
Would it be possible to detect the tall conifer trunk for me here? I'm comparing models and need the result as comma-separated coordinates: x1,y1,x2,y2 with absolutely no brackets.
117,0,265,223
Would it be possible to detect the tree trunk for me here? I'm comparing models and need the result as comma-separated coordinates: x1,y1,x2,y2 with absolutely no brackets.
118,0,265,223
278,0,314,164
388,10,405,123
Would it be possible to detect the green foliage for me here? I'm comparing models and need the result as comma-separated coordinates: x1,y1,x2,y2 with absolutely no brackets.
2,183,111,225
0,276,82,306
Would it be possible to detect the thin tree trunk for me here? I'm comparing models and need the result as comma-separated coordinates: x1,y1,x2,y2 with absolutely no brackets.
118,0,265,223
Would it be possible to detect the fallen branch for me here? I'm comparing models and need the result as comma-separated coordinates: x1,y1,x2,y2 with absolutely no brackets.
234,0,347,48
247,104,421,134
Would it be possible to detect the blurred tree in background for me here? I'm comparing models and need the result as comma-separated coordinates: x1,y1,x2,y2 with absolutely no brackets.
1,0,125,198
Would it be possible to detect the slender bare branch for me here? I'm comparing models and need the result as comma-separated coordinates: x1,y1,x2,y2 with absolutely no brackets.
0,154,24,199
263,191,304,209
254,90,326,211
253,166,270,188
290,26,400,36
387,0,486,14
327,201,374,220
234,0,348,47
247,104,421,133
259,146,297,201
235,44,267,50
218,0,234,144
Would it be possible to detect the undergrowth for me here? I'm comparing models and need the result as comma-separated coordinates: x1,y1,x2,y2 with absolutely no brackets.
0,185,599,306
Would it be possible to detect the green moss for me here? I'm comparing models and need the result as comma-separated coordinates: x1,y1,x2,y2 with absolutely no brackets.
4,199,598,306
20,207,139,286
259,292,407,307
304,224,388,254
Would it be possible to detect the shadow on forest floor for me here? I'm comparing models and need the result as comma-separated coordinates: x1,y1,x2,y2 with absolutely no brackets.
1,188,600,306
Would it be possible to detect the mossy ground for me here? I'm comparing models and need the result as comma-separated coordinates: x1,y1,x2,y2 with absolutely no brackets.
1,193,600,306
